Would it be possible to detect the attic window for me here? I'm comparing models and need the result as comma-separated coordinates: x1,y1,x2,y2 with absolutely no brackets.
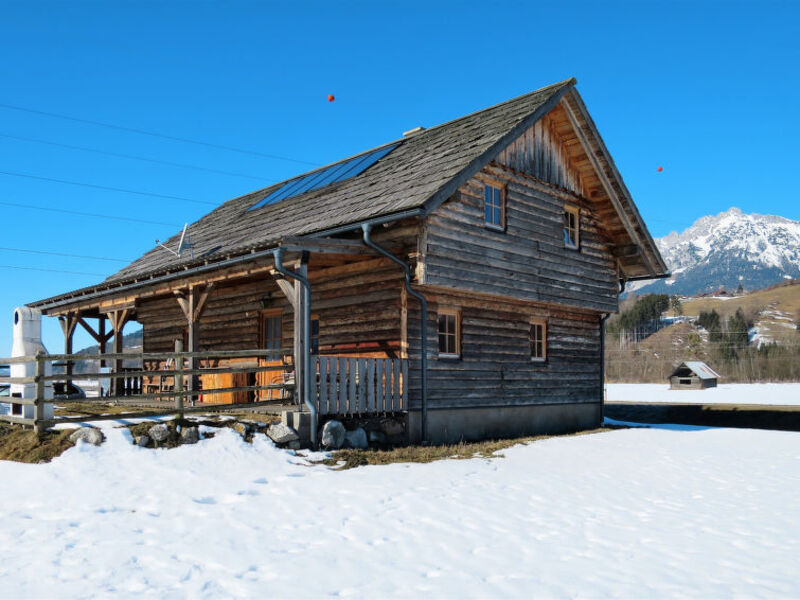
248,143,400,210
483,181,505,230
563,205,580,249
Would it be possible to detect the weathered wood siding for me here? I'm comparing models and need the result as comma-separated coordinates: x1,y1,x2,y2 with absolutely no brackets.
496,111,585,195
137,257,405,358
421,163,619,314
405,290,602,411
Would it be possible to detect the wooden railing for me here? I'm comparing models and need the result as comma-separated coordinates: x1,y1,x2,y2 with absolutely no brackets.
314,356,407,415
0,345,294,434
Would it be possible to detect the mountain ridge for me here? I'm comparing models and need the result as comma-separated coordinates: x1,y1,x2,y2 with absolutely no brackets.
631,207,800,296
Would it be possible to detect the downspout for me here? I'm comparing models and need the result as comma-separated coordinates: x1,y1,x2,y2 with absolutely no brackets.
361,224,428,444
600,277,627,421
273,249,317,448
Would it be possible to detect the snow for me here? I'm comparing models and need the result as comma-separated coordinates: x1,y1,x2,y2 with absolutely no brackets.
2,420,800,598
607,383,800,405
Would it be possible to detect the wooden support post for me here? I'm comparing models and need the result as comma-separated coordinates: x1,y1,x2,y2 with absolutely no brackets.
34,351,46,437
174,283,213,405
175,339,184,419
295,260,308,410
59,314,78,376
107,309,129,397
99,317,110,368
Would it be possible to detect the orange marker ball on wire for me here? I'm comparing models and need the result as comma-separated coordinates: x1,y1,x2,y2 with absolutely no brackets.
657,166,663,172
327,94,335,102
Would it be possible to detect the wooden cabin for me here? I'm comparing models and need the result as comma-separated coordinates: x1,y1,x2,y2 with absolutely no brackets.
669,362,720,390
28,78,669,444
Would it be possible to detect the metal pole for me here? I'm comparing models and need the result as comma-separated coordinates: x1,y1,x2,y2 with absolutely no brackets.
273,249,317,448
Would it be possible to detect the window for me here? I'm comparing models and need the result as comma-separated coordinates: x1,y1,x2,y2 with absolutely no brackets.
438,308,461,358
310,318,320,355
563,205,579,249
530,319,547,362
261,311,282,352
483,182,505,230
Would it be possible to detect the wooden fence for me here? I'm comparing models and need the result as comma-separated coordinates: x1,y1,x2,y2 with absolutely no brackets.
314,356,407,415
0,345,294,434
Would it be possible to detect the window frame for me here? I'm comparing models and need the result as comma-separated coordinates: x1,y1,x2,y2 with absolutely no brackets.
529,318,547,362
259,308,283,353
482,179,506,232
563,204,580,250
437,307,462,359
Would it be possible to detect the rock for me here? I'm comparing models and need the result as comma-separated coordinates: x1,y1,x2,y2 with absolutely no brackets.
181,427,199,445
380,419,404,437
148,423,170,443
368,430,387,444
344,427,368,449
266,422,299,445
321,420,346,449
69,427,104,446
287,440,301,450
136,435,151,448
232,422,250,438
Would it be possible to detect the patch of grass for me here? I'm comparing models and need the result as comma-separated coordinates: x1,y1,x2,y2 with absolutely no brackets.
0,422,75,464
320,426,623,470
53,402,155,417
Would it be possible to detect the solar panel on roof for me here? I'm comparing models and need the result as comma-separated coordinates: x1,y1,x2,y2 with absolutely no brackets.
248,143,400,211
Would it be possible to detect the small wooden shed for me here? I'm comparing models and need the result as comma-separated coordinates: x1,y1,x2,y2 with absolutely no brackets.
669,362,720,390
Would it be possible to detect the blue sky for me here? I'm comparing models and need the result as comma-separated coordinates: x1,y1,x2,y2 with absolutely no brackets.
0,0,798,353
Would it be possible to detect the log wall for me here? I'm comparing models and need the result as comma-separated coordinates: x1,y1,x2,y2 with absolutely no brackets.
421,162,619,314
136,256,406,359
405,289,602,411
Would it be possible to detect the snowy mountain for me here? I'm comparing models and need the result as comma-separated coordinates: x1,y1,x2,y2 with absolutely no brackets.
631,208,800,296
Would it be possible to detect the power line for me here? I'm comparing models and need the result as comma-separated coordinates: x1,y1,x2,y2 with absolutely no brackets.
0,264,105,276
0,200,181,227
0,102,320,167
0,169,216,205
0,246,129,263
0,132,275,182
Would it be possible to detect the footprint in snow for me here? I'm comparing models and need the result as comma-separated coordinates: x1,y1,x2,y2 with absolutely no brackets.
192,496,217,505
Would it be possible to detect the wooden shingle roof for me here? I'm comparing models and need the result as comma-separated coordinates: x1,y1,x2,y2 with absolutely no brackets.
106,78,576,283
30,77,668,310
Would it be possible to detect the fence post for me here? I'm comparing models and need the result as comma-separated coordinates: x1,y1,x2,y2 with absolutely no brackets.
175,339,184,419
34,351,46,437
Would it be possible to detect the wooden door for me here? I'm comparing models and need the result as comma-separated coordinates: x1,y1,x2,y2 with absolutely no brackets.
258,310,284,400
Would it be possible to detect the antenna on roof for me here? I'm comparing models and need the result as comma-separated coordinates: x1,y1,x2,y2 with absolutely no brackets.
156,223,194,259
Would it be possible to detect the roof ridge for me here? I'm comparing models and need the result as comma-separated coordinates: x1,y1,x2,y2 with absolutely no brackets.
230,78,578,205
409,77,577,137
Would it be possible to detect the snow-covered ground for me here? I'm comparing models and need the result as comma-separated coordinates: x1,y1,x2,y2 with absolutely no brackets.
1,421,799,598
607,383,800,405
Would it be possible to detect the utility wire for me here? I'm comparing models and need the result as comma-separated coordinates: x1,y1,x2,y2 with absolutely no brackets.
0,132,275,183
0,102,320,167
0,200,181,227
0,169,216,205
0,246,129,263
0,264,105,276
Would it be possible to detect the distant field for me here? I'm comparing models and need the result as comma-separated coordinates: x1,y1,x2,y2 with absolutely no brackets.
680,283,800,319
679,283,799,345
